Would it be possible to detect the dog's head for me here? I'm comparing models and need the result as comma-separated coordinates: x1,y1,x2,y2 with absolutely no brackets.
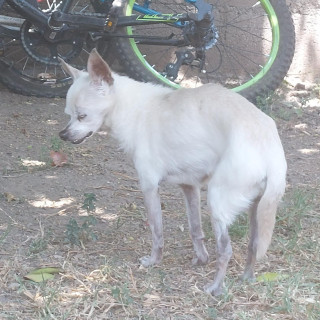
59,49,115,144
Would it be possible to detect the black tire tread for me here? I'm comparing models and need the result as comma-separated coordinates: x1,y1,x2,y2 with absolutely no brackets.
0,62,69,97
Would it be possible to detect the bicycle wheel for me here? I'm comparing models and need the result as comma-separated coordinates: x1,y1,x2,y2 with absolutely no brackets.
116,0,295,101
0,0,112,97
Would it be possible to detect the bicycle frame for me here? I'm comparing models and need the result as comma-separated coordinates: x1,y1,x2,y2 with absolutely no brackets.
0,0,213,47
133,0,211,21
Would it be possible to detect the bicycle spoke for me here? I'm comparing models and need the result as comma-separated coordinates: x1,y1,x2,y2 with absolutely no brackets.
127,0,274,88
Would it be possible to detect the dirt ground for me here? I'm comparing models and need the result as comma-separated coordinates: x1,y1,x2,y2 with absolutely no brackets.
0,1,320,319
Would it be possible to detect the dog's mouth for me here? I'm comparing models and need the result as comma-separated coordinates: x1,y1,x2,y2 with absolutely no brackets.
71,131,93,144
59,128,93,144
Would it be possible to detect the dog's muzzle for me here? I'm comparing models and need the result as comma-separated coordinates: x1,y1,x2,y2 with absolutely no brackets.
59,127,93,144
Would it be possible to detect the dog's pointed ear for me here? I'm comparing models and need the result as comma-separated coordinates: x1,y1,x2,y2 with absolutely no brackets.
87,48,114,86
58,57,82,80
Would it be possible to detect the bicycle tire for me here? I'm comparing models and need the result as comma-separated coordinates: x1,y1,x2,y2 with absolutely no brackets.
0,0,111,97
116,0,295,101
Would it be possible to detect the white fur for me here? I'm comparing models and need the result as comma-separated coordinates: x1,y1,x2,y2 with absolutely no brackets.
59,50,287,296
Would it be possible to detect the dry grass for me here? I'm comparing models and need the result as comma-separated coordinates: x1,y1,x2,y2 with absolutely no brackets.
1,182,319,320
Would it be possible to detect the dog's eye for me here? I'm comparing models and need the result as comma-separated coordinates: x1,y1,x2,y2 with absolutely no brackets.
77,114,87,121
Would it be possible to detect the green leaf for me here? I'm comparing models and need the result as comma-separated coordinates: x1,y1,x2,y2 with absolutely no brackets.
82,193,97,212
257,272,289,282
24,272,55,283
30,267,61,275
24,267,61,282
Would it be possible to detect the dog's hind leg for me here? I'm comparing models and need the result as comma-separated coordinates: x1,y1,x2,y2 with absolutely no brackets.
204,183,250,295
204,220,232,296
140,187,164,267
181,184,209,266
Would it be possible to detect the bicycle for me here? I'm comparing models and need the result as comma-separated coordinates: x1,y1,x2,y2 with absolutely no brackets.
0,0,295,101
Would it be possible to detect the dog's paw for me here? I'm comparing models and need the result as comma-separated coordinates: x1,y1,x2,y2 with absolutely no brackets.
203,281,224,296
193,243,209,266
139,256,158,267
239,272,256,283
192,254,209,266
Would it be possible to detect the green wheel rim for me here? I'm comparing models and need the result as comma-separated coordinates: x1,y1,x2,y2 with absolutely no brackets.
126,0,280,92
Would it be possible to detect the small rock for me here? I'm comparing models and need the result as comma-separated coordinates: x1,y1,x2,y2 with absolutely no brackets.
294,82,306,90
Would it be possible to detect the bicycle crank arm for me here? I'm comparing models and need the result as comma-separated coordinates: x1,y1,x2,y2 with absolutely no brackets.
49,11,106,31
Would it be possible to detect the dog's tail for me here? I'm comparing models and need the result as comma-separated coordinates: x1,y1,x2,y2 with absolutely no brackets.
255,174,286,260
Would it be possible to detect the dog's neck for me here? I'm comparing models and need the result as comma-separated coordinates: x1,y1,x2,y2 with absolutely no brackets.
105,73,173,155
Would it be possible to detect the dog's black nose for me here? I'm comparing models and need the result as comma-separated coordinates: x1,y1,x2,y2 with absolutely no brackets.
59,128,69,141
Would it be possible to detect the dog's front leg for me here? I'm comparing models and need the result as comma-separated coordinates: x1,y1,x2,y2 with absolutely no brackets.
140,187,164,267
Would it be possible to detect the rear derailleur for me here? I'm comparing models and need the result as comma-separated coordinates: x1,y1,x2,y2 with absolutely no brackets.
164,49,207,80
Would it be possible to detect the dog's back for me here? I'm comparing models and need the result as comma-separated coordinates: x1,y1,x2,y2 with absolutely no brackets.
111,81,286,193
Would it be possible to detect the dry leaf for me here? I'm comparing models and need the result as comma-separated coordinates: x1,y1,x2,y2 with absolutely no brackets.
143,293,161,306
50,151,67,167
4,192,16,202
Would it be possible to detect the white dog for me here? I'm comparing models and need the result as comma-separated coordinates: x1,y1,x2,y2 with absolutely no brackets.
59,49,286,296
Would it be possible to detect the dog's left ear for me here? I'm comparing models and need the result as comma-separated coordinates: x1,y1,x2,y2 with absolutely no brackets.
59,58,82,80
87,48,114,86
